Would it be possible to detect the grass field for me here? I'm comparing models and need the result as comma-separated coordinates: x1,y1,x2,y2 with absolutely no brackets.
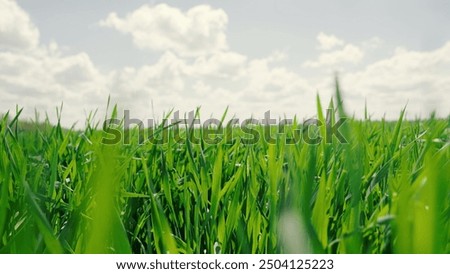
0,84,448,254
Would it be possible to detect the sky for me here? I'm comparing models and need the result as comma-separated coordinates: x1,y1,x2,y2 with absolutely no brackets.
1,0,449,126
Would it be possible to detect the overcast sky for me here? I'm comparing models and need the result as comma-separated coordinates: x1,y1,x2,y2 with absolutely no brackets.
1,0,449,126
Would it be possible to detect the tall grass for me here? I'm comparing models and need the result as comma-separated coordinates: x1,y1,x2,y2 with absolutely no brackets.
0,85,448,254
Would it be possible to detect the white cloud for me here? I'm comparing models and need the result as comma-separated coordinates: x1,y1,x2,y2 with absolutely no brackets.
304,44,364,68
0,2,448,127
100,4,228,57
53,53,105,88
0,0,39,51
0,48,109,125
341,42,450,119
0,1,312,125
317,32,344,51
193,51,247,79
0,0,108,125
107,50,313,120
243,53,310,98
304,32,365,68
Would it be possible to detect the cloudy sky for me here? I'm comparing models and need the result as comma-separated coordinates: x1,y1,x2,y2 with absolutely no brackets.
1,0,449,126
